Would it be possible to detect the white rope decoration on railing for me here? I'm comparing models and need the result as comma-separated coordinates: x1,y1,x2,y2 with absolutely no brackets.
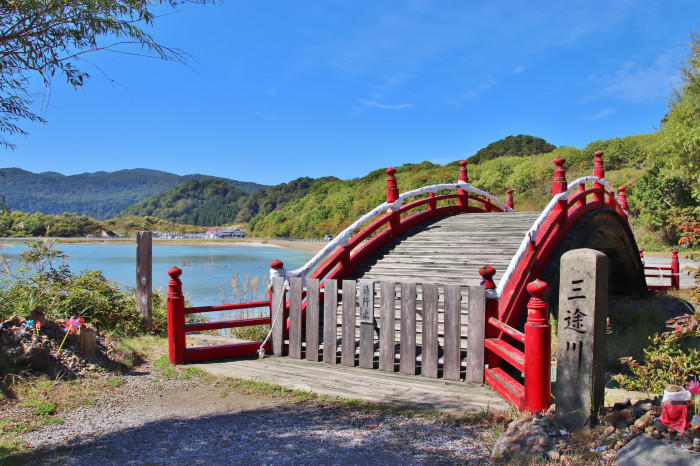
287,182,513,280
495,176,626,297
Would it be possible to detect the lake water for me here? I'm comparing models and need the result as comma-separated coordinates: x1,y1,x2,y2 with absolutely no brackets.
0,242,313,306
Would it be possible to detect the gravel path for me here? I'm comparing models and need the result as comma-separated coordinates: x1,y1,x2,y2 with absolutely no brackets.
7,365,497,464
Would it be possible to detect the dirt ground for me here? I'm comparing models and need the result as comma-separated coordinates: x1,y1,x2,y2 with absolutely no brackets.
1,348,502,465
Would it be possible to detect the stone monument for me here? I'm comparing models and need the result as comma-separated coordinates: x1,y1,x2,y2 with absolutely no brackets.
555,248,608,430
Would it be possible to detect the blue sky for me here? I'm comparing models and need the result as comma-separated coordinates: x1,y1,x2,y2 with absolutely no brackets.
3,1,698,185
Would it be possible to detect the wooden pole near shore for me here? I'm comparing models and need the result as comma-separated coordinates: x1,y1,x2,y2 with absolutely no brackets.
137,231,153,331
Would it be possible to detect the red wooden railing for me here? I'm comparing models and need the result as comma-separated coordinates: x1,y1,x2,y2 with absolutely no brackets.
496,151,631,329
644,249,680,291
167,266,272,364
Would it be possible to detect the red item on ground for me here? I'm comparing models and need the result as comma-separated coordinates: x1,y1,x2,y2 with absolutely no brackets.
659,403,690,433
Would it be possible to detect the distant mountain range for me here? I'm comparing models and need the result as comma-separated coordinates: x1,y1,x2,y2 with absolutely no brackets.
0,168,266,219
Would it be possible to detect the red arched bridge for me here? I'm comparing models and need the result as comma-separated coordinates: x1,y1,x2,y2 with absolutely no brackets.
166,151,680,413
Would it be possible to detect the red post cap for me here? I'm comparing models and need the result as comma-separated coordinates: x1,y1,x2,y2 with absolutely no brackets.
270,259,284,269
386,167,396,176
168,266,182,279
526,279,548,299
479,265,496,289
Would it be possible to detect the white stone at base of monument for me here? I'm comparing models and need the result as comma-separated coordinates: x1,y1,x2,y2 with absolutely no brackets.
555,248,608,430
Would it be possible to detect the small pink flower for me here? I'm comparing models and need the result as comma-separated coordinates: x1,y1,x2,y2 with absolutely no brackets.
688,380,700,396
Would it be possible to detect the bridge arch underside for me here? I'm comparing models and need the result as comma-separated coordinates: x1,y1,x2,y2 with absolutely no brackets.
539,209,647,320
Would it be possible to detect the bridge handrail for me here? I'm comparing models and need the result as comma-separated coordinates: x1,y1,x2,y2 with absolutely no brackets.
288,181,513,279
496,176,625,297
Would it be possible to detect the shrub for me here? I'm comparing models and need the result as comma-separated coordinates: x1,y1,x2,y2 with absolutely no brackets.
614,311,700,393
0,240,166,336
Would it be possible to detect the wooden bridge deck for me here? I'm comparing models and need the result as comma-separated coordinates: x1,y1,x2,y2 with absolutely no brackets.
189,355,508,414
349,212,541,287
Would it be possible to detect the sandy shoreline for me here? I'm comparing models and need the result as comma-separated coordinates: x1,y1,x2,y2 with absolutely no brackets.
0,237,327,253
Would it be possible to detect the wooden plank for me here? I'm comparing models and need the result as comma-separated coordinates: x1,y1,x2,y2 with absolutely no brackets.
306,278,320,362
421,283,438,378
288,277,303,359
271,276,285,356
323,279,338,364
400,282,417,375
359,280,374,369
443,284,461,381
341,280,356,367
466,286,486,383
379,281,395,372
136,231,153,331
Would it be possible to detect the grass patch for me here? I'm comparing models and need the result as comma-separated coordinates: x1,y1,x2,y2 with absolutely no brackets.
154,355,178,379
37,416,63,426
25,400,56,416
112,335,167,368
107,376,125,387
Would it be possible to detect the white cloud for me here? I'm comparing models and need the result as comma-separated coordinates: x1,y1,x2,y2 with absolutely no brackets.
360,99,413,110
589,108,615,120
591,51,681,102
514,65,526,74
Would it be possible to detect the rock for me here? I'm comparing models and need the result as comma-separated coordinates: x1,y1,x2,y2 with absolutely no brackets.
604,409,633,429
492,417,552,463
653,418,668,433
645,426,655,435
639,402,653,411
27,345,50,369
613,400,631,410
615,433,700,466
692,415,700,428
634,412,654,430
604,426,616,436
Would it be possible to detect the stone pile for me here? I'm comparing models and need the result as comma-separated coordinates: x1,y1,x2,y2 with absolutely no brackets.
0,314,121,380
492,400,700,463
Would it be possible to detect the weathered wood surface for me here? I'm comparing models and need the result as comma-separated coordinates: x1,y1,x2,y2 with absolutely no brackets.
400,282,417,375
341,280,356,367
306,279,320,362
379,281,395,372
191,356,508,413
323,279,337,364
466,286,486,383
289,277,302,359
421,283,439,378
443,284,461,380
359,280,374,369
271,277,285,356
136,231,152,331
348,212,540,287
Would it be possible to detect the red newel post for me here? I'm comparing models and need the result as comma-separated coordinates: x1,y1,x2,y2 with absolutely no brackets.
480,265,499,369
593,150,605,204
577,183,586,209
618,186,628,211
458,160,469,208
506,188,514,210
386,167,399,203
671,249,680,289
479,265,496,290
167,266,186,364
552,158,567,225
386,167,400,232
428,191,436,211
639,248,645,265
524,279,551,413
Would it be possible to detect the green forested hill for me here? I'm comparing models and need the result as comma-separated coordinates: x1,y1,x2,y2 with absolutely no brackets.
117,176,337,226
467,135,556,164
0,168,266,219
117,179,249,226
247,137,651,238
